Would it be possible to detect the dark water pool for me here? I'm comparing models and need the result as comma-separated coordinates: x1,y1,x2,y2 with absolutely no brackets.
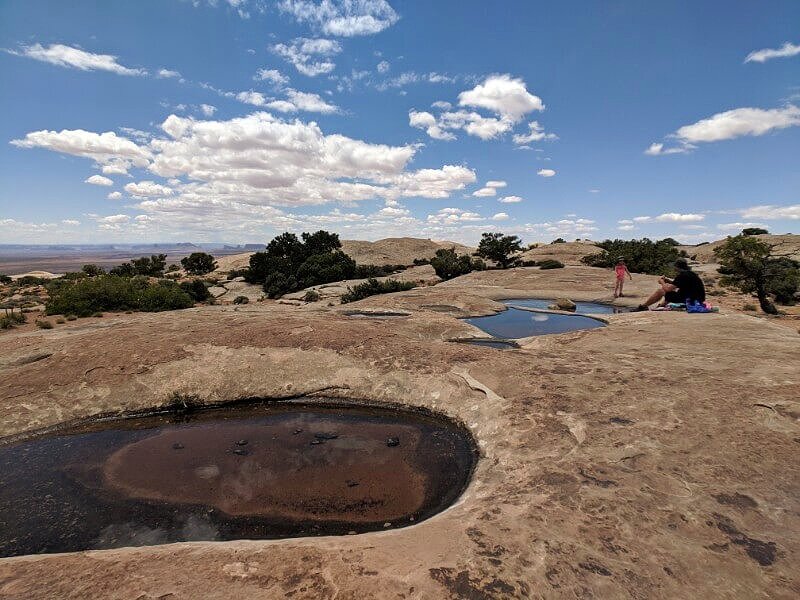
502,299,628,314
0,401,476,557
464,307,605,339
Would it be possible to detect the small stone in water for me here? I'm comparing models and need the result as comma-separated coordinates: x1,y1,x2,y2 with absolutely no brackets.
310,439,324,446
233,448,248,456
387,437,400,447
346,480,359,487
172,442,184,450
293,429,303,435
383,522,391,528
235,439,248,446
314,432,338,440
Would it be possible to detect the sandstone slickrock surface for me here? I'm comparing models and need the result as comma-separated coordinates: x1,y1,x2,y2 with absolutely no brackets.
1,266,798,599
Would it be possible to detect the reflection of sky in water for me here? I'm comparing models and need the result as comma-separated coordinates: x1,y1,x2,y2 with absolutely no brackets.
465,308,604,339
502,299,627,314
0,405,474,557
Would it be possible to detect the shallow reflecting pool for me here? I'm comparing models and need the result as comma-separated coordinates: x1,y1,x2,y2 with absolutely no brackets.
464,307,605,339
502,299,628,314
0,401,477,557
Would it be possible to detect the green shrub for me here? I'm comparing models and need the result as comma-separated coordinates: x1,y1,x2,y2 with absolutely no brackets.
226,268,250,280
167,264,180,272
430,247,484,280
233,295,249,304
538,259,565,269
45,274,193,317
765,257,799,305
742,227,768,236
0,309,25,329
714,235,798,313
62,271,88,281
16,276,49,286
137,281,195,312
551,238,566,244
476,232,523,269
179,279,211,302
0,274,13,284
180,252,217,275
412,258,431,266
340,278,415,304
246,231,357,298
92,312,104,317
36,319,53,329
302,290,321,302
110,254,167,277
582,238,685,274
81,264,105,277
354,264,406,278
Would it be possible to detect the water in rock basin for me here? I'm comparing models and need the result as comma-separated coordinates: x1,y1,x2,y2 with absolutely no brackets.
0,401,476,557
502,299,628,314
464,307,605,339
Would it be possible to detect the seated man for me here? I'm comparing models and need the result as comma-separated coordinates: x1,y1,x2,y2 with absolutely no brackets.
637,258,705,310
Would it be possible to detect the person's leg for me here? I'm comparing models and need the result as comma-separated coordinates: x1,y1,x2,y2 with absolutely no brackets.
638,286,666,309
618,278,625,297
614,279,621,297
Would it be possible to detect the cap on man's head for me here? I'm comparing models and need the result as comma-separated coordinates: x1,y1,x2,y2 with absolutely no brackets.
674,258,690,270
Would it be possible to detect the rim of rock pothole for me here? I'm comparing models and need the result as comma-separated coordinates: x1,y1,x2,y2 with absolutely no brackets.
0,398,479,558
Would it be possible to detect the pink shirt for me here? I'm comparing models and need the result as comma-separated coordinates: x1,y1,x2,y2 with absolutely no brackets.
615,264,627,279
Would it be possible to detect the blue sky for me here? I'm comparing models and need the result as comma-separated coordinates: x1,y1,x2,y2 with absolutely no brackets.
1,0,798,245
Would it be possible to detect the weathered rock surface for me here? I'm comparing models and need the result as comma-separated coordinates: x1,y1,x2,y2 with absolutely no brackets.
0,266,798,599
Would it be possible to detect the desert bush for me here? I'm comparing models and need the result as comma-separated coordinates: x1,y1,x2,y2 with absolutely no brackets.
167,264,180,272
226,268,250,280
520,260,538,267
476,232,523,269
45,275,193,316
551,238,566,244
430,247,484,280
0,309,25,329
16,276,50,286
181,252,217,275
246,231,357,298
742,227,769,236
138,281,195,312
302,290,321,302
714,235,798,313
354,264,406,278
340,278,415,304
36,319,54,329
538,259,565,269
233,295,249,304
81,264,105,277
742,303,757,311
110,254,167,277
765,257,800,305
412,258,431,266
179,279,211,302
62,271,88,281
1,274,13,284
582,238,685,274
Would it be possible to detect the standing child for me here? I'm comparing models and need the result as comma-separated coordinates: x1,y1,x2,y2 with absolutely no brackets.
614,257,632,298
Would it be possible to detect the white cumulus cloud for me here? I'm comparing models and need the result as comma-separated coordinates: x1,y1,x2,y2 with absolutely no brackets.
745,42,800,63
499,195,523,204
271,37,342,76
279,0,399,37
124,181,174,198
740,204,800,220
85,174,114,186
107,191,123,200
458,74,544,122
646,105,800,154
537,169,556,177
7,43,146,76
